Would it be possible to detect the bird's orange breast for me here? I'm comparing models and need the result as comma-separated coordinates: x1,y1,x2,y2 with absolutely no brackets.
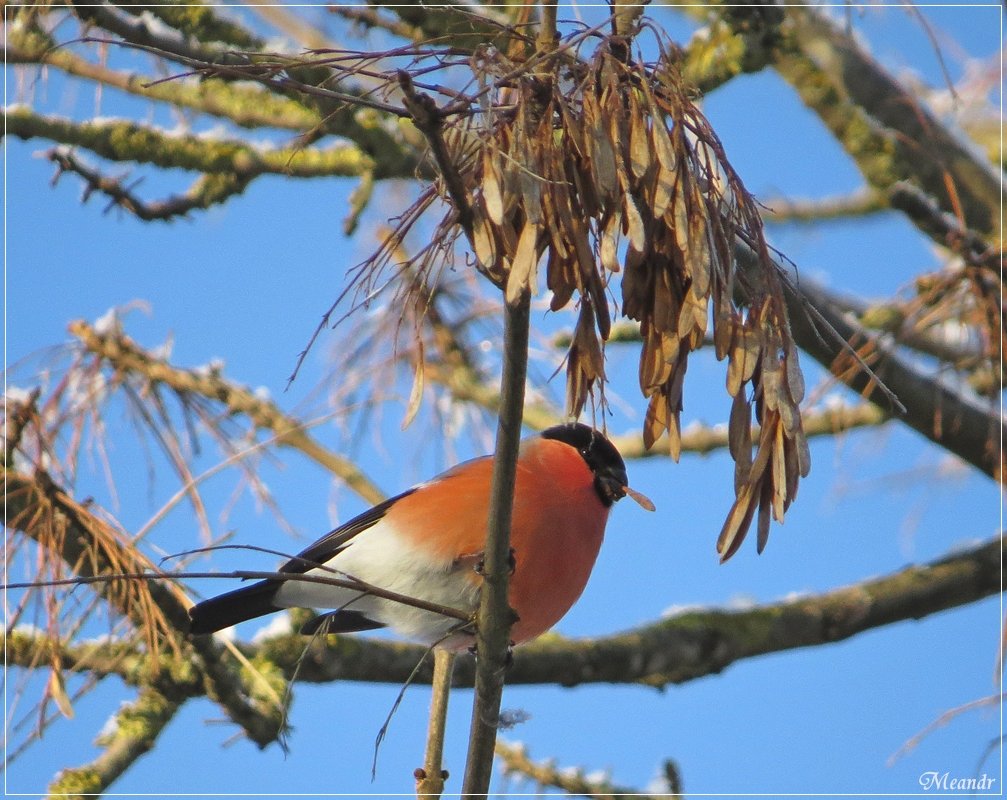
384,437,610,644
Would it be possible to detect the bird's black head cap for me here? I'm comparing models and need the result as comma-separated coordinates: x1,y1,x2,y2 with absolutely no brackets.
541,423,627,507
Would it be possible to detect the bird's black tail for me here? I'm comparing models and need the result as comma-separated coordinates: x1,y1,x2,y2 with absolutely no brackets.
188,580,278,635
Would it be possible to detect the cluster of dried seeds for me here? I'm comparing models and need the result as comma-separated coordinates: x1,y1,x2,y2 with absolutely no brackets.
395,35,812,558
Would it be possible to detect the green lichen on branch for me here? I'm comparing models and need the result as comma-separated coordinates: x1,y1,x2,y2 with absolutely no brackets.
48,687,183,800
680,5,784,93
7,23,321,132
6,107,375,178
110,0,265,49
772,8,999,235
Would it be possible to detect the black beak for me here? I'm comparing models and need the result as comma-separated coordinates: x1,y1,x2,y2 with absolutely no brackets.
595,465,629,506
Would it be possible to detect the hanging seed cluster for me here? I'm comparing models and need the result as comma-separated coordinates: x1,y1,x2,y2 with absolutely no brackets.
433,41,810,559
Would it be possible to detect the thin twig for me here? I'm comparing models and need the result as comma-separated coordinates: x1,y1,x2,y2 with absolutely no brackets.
416,650,457,798
5,568,472,625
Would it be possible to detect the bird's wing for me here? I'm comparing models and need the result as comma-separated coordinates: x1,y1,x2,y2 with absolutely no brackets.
279,487,417,574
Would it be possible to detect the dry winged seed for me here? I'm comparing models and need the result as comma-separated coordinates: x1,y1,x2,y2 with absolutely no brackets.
623,194,646,253
717,482,758,562
756,477,773,553
785,346,806,405
686,208,711,298
713,313,735,362
728,388,751,461
601,211,622,273
727,326,760,397
652,164,675,219
651,115,677,173
482,149,505,226
761,355,783,413
644,392,669,450
629,101,651,181
771,415,787,521
472,207,498,270
505,220,541,304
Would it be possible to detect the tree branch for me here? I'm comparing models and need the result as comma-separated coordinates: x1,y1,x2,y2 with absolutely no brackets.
69,320,387,506
6,26,322,132
70,0,257,70
7,108,374,179
761,188,888,224
47,148,252,222
143,534,1001,691
461,290,530,794
47,686,184,799
495,739,672,799
772,6,1000,237
741,248,1003,479
4,469,283,747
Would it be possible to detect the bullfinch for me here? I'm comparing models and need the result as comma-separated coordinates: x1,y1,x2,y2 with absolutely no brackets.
188,423,649,650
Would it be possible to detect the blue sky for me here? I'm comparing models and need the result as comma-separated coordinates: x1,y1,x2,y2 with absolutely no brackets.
5,3,1002,797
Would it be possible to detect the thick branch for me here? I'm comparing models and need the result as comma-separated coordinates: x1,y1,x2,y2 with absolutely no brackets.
8,536,999,738
70,0,256,70
675,3,999,243
178,534,1004,690
6,25,322,132
7,108,374,178
772,6,1000,236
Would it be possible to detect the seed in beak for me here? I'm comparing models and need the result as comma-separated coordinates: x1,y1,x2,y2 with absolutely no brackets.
624,485,655,512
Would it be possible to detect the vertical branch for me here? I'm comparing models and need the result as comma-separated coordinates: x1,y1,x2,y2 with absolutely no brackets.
460,290,531,794
536,2,557,54
415,650,456,798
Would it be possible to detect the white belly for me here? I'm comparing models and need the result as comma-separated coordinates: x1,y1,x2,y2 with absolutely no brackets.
272,518,480,646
